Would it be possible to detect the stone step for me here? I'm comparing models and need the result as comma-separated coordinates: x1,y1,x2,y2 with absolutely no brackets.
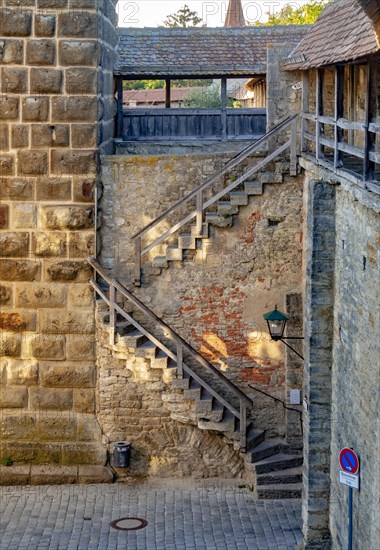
195,400,224,422
198,409,236,433
257,466,302,485
205,212,233,228
150,349,169,369
248,438,287,463
152,256,168,269
162,361,178,384
122,329,147,348
229,191,249,206
194,390,213,414
256,482,302,499
172,373,191,390
141,263,161,277
115,322,135,336
178,234,196,250
250,453,303,475
260,172,283,184
246,428,266,451
135,340,157,359
165,245,183,261
244,181,263,195
190,223,209,238
184,379,202,400
217,201,239,215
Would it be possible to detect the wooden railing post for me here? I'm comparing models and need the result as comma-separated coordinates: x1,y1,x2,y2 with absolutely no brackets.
221,77,227,141
334,65,344,171
301,71,309,152
134,237,141,286
109,283,116,346
176,340,183,379
116,77,123,140
196,190,203,235
364,61,377,181
240,401,247,452
316,68,324,160
290,118,298,176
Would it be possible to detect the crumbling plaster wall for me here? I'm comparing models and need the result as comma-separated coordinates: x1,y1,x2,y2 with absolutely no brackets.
100,151,304,440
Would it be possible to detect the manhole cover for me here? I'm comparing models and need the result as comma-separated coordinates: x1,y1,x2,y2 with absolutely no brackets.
110,517,148,531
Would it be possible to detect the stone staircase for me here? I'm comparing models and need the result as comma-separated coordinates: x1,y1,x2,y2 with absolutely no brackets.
132,115,298,285
92,275,303,500
144,180,264,278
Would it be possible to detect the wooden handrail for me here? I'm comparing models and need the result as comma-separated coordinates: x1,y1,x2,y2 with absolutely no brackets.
132,114,298,241
89,258,253,408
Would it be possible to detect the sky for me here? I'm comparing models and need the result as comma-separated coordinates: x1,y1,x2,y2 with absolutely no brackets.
117,1,310,28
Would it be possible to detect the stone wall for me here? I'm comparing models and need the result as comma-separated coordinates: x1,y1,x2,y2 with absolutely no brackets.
95,302,245,479
100,151,304,440
0,0,117,478
299,157,380,549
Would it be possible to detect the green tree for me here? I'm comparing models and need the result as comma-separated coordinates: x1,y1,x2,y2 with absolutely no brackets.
258,0,330,26
183,85,234,109
164,4,205,28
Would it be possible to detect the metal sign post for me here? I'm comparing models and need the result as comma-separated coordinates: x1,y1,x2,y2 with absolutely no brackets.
339,447,360,550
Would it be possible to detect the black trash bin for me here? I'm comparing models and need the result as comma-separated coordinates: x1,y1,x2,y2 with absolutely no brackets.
113,441,131,468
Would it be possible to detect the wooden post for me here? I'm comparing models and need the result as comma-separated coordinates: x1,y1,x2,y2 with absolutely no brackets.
301,70,309,152
348,65,355,145
176,341,183,379
196,190,203,235
290,117,298,176
334,65,344,170
165,79,171,109
134,237,142,287
116,77,124,139
109,283,116,346
221,77,227,141
240,401,247,452
364,61,377,181
316,68,324,160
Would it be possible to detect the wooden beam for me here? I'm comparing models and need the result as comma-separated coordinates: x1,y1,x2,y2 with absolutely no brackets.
316,68,324,160
364,61,377,181
301,70,309,152
334,65,344,170
165,78,171,109
221,77,227,141
348,64,355,145
116,77,123,139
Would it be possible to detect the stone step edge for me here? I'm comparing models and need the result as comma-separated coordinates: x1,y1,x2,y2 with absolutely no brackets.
0,465,114,486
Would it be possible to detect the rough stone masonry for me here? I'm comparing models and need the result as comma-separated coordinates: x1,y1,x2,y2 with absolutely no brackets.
0,0,117,482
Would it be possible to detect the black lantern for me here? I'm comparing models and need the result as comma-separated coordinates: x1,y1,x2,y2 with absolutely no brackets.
263,305,289,341
263,305,304,360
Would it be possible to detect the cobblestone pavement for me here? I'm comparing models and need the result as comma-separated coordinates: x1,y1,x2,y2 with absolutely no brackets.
0,479,303,550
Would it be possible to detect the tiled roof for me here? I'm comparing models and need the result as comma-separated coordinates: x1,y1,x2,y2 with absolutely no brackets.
286,0,380,70
115,26,310,77
123,87,202,104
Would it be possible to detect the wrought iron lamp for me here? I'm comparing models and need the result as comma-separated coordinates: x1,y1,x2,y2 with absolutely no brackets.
263,305,304,360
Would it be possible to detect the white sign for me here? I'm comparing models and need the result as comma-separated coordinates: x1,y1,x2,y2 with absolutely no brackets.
289,389,301,405
339,470,359,489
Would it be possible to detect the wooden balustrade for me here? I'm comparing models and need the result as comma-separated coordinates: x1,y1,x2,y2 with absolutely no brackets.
120,108,267,142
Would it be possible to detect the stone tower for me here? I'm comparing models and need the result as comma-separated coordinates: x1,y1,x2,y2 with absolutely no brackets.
225,0,245,27
0,0,117,482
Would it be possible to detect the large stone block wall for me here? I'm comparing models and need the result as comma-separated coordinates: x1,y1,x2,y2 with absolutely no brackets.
100,152,304,439
329,182,380,549
300,158,380,549
0,1,117,472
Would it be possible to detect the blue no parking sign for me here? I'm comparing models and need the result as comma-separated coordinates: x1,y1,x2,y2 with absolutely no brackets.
339,448,359,475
